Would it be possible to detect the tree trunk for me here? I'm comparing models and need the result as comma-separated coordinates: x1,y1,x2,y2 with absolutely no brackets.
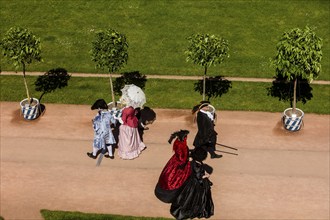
203,66,207,101
109,72,115,106
22,62,31,104
39,92,46,103
293,77,297,114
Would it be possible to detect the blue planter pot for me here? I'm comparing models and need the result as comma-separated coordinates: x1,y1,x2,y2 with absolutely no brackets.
283,108,304,131
20,98,40,120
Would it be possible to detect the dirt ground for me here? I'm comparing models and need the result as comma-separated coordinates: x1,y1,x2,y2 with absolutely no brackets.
0,101,329,220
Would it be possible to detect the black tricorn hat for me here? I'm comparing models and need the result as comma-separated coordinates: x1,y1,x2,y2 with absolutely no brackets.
91,99,108,110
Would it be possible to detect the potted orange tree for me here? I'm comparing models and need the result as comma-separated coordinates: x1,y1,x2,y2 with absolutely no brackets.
271,26,323,131
90,28,129,107
1,27,42,120
185,33,229,101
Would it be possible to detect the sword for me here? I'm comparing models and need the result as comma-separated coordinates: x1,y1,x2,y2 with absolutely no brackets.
216,143,238,151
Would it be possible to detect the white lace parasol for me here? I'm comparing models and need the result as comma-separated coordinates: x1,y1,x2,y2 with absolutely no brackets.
119,84,146,108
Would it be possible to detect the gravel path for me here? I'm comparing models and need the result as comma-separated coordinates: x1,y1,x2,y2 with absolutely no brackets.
1,71,329,85
1,102,329,220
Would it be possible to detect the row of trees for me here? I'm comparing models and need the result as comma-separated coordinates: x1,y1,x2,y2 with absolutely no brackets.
70,26,325,113
0,26,323,113
90,30,232,104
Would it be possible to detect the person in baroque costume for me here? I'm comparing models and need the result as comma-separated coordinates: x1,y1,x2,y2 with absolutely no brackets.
154,130,192,203
170,147,215,219
117,104,146,159
192,101,222,159
87,99,117,159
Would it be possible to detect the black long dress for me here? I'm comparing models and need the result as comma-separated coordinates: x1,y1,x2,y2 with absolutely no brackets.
170,160,214,220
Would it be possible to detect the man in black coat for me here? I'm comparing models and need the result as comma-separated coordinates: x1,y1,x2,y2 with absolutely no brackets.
193,101,222,159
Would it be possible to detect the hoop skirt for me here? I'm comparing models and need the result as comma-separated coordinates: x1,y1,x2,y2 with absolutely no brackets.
118,106,146,159
155,138,191,203
170,160,214,219
118,124,145,159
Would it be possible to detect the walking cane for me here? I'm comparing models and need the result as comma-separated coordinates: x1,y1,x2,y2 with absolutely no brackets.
215,149,238,156
216,143,238,151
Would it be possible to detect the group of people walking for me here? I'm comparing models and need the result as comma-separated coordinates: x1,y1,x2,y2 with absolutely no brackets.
86,99,156,160
154,100,221,219
86,98,221,219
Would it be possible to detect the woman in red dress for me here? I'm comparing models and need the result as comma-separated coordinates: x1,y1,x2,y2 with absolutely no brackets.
154,130,192,203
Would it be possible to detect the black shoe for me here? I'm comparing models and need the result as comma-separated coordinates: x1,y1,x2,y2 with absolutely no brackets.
87,152,97,159
104,155,114,159
211,153,222,159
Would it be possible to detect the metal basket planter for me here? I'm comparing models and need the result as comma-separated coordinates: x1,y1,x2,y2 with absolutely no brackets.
282,108,304,131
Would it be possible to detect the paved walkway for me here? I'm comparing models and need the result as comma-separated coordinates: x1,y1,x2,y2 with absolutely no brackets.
0,102,329,220
1,71,329,85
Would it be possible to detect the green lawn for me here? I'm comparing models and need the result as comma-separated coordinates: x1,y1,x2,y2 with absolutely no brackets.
1,75,329,114
40,209,172,220
1,3,328,220
0,0,329,80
